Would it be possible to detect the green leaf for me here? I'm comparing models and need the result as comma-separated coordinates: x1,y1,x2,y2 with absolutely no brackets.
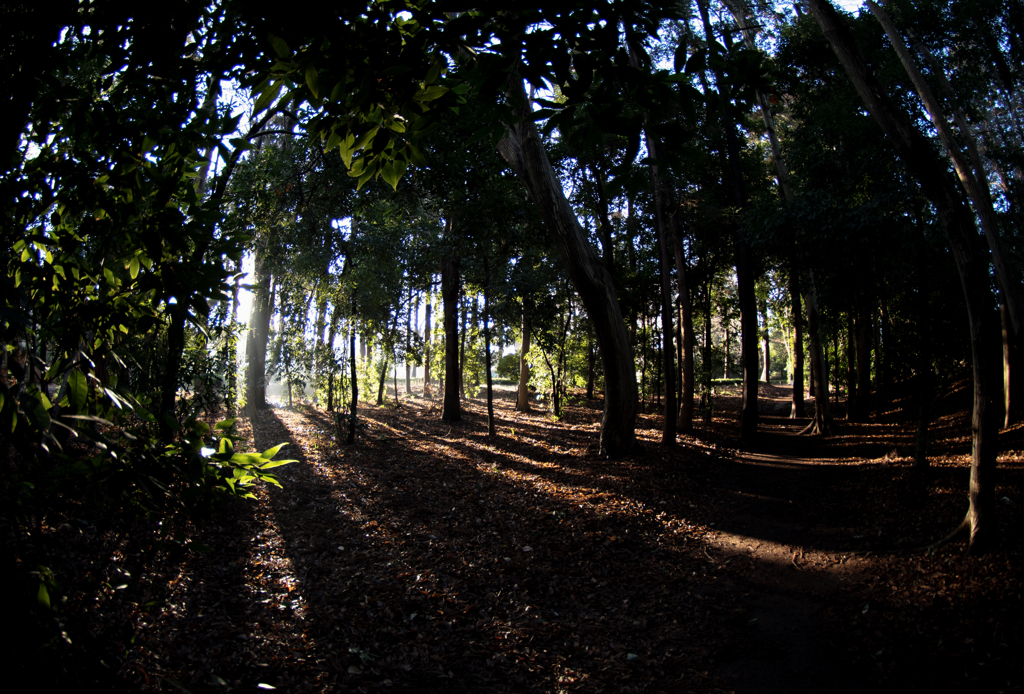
268,33,291,59
68,369,87,414
305,65,320,99
258,459,296,469
38,583,51,610
413,85,449,101
351,126,379,153
382,161,401,191
215,418,238,430
129,256,140,280
338,132,356,168
253,82,283,116
260,443,288,460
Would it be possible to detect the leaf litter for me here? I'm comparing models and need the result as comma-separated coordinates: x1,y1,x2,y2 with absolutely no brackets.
12,383,1023,692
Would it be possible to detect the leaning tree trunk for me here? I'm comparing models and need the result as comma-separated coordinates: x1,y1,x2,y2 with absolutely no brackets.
808,0,1001,552
441,248,462,423
790,269,805,418
498,79,638,456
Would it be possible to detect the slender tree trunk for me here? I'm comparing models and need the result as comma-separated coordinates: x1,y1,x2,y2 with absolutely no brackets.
807,0,1001,551
761,298,771,383
516,309,533,412
674,230,695,432
498,78,638,456
846,311,857,420
1004,295,1023,428
629,40,677,445
459,294,468,400
424,290,432,396
586,337,596,400
699,0,757,441
855,302,872,421
406,284,413,394
483,256,496,437
159,304,186,442
346,317,358,445
441,245,462,422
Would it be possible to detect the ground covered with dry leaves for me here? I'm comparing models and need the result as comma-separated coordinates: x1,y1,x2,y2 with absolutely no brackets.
5,383,1023,693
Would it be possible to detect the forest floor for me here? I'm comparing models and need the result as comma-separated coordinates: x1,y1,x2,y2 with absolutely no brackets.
8,382,1023,693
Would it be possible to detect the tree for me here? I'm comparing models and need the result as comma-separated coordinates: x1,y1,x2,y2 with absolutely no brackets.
805,0,1003,551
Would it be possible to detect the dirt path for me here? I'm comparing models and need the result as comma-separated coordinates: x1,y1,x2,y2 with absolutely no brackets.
701,416,873,693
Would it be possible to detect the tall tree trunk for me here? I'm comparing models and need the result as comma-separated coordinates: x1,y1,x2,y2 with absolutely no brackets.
1004,295,1023,428
159,304,186,442
846,311,857,420
698,0,757,441
516,309,532,412
441,244,462,422
423,290,432,395
629,39,677,445
483,255,496,437
761,298,771,383
673,230,695,432
586,337,596,401
405,284,413,394
790,268,805,418
807,0,1001,551
459,294,468,400
855,302,872,421
498,78,638,456
346,317,358,445
245,255,274,415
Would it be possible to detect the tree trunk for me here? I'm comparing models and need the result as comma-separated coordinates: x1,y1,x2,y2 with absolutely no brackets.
673,230,695,432
459,294,468,400
790,269,805,418
483,256,496,437
498,78,638,456
441,247,462,423
629,39,677,445
586,337,596,400
405,285,413,394
761,298,771,383
804,270,831,434
846,311,857,420
807,0,1001,551
423,291,432,396
1002,295,1022,428
516,309,532,412
855,302,872,421
159,304,186,442
245,255,274,414
700,0,756,441
346,318,358,445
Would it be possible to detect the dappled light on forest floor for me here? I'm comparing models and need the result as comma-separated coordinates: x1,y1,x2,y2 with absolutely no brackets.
17,384,1022,692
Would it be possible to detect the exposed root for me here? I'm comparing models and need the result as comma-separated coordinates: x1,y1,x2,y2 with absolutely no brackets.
926,513,969,553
